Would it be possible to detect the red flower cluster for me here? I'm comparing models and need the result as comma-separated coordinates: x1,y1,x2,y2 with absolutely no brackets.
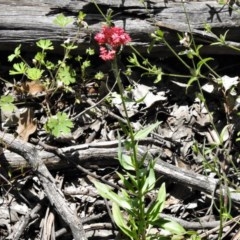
95,26,131,61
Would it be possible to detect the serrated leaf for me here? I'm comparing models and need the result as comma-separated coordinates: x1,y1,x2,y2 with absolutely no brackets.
45,112,73,137
36,39,54,50
8,44,21,62
26,67,44,81
61,42,78,50
9,62,27,75
34,52,46,64
134,121,160,140
57,65,76,85
53,13,74,28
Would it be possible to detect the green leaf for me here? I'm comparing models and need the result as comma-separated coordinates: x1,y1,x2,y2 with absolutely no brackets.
9,62,27,75
211,30,229,46
53,13,74,28
36,39,54,50
142,163,156,193
154,68,163,83
219,124,230,145
150,218,185,236
45,112,73,137
204,23,212,33
81,60,91,71
57,65,76,85
34,52,46,64
154,29,165,40
61,42,78,50
117,137,135,171
78,11,86,22
134,122,160,140
126,171,138,188
92,180,132,210
8,44,21,62
45,60,55,70
157,183,166,212
94,71,104,80
0,95,15,112
86,47,95,55
187,49,194,59
112,202,135,239
161,221,186,235
128,53,140,66
186,76,198,89
147,183,166,222
26,67,44,81
119,154,135,171
196,57,213,70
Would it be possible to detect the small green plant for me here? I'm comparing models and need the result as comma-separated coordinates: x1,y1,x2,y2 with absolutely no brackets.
44,112,73,137
91,7,187,238
4,12,96,138
145,5,240,239
93,127,186,240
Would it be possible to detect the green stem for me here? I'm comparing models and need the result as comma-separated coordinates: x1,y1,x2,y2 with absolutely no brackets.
162,39,191,70
111,57,147,240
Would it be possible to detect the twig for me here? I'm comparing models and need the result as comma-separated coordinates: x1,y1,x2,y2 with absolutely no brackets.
160,213,220,230
199,215,240,238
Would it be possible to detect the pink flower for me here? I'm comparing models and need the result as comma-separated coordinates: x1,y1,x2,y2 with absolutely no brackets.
99,46,116,61
95,26,131,61
94,32,106,44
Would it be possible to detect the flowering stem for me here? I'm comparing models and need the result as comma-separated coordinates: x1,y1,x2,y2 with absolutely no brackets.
111,58,137,162
111,57,147,240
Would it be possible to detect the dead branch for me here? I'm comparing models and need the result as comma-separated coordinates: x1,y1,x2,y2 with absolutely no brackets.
1,132,240,204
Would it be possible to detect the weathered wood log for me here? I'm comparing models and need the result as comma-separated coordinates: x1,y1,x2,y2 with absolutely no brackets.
0,0,240,56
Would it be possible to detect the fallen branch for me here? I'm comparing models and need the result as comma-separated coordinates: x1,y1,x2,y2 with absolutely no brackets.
1,132,240,205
